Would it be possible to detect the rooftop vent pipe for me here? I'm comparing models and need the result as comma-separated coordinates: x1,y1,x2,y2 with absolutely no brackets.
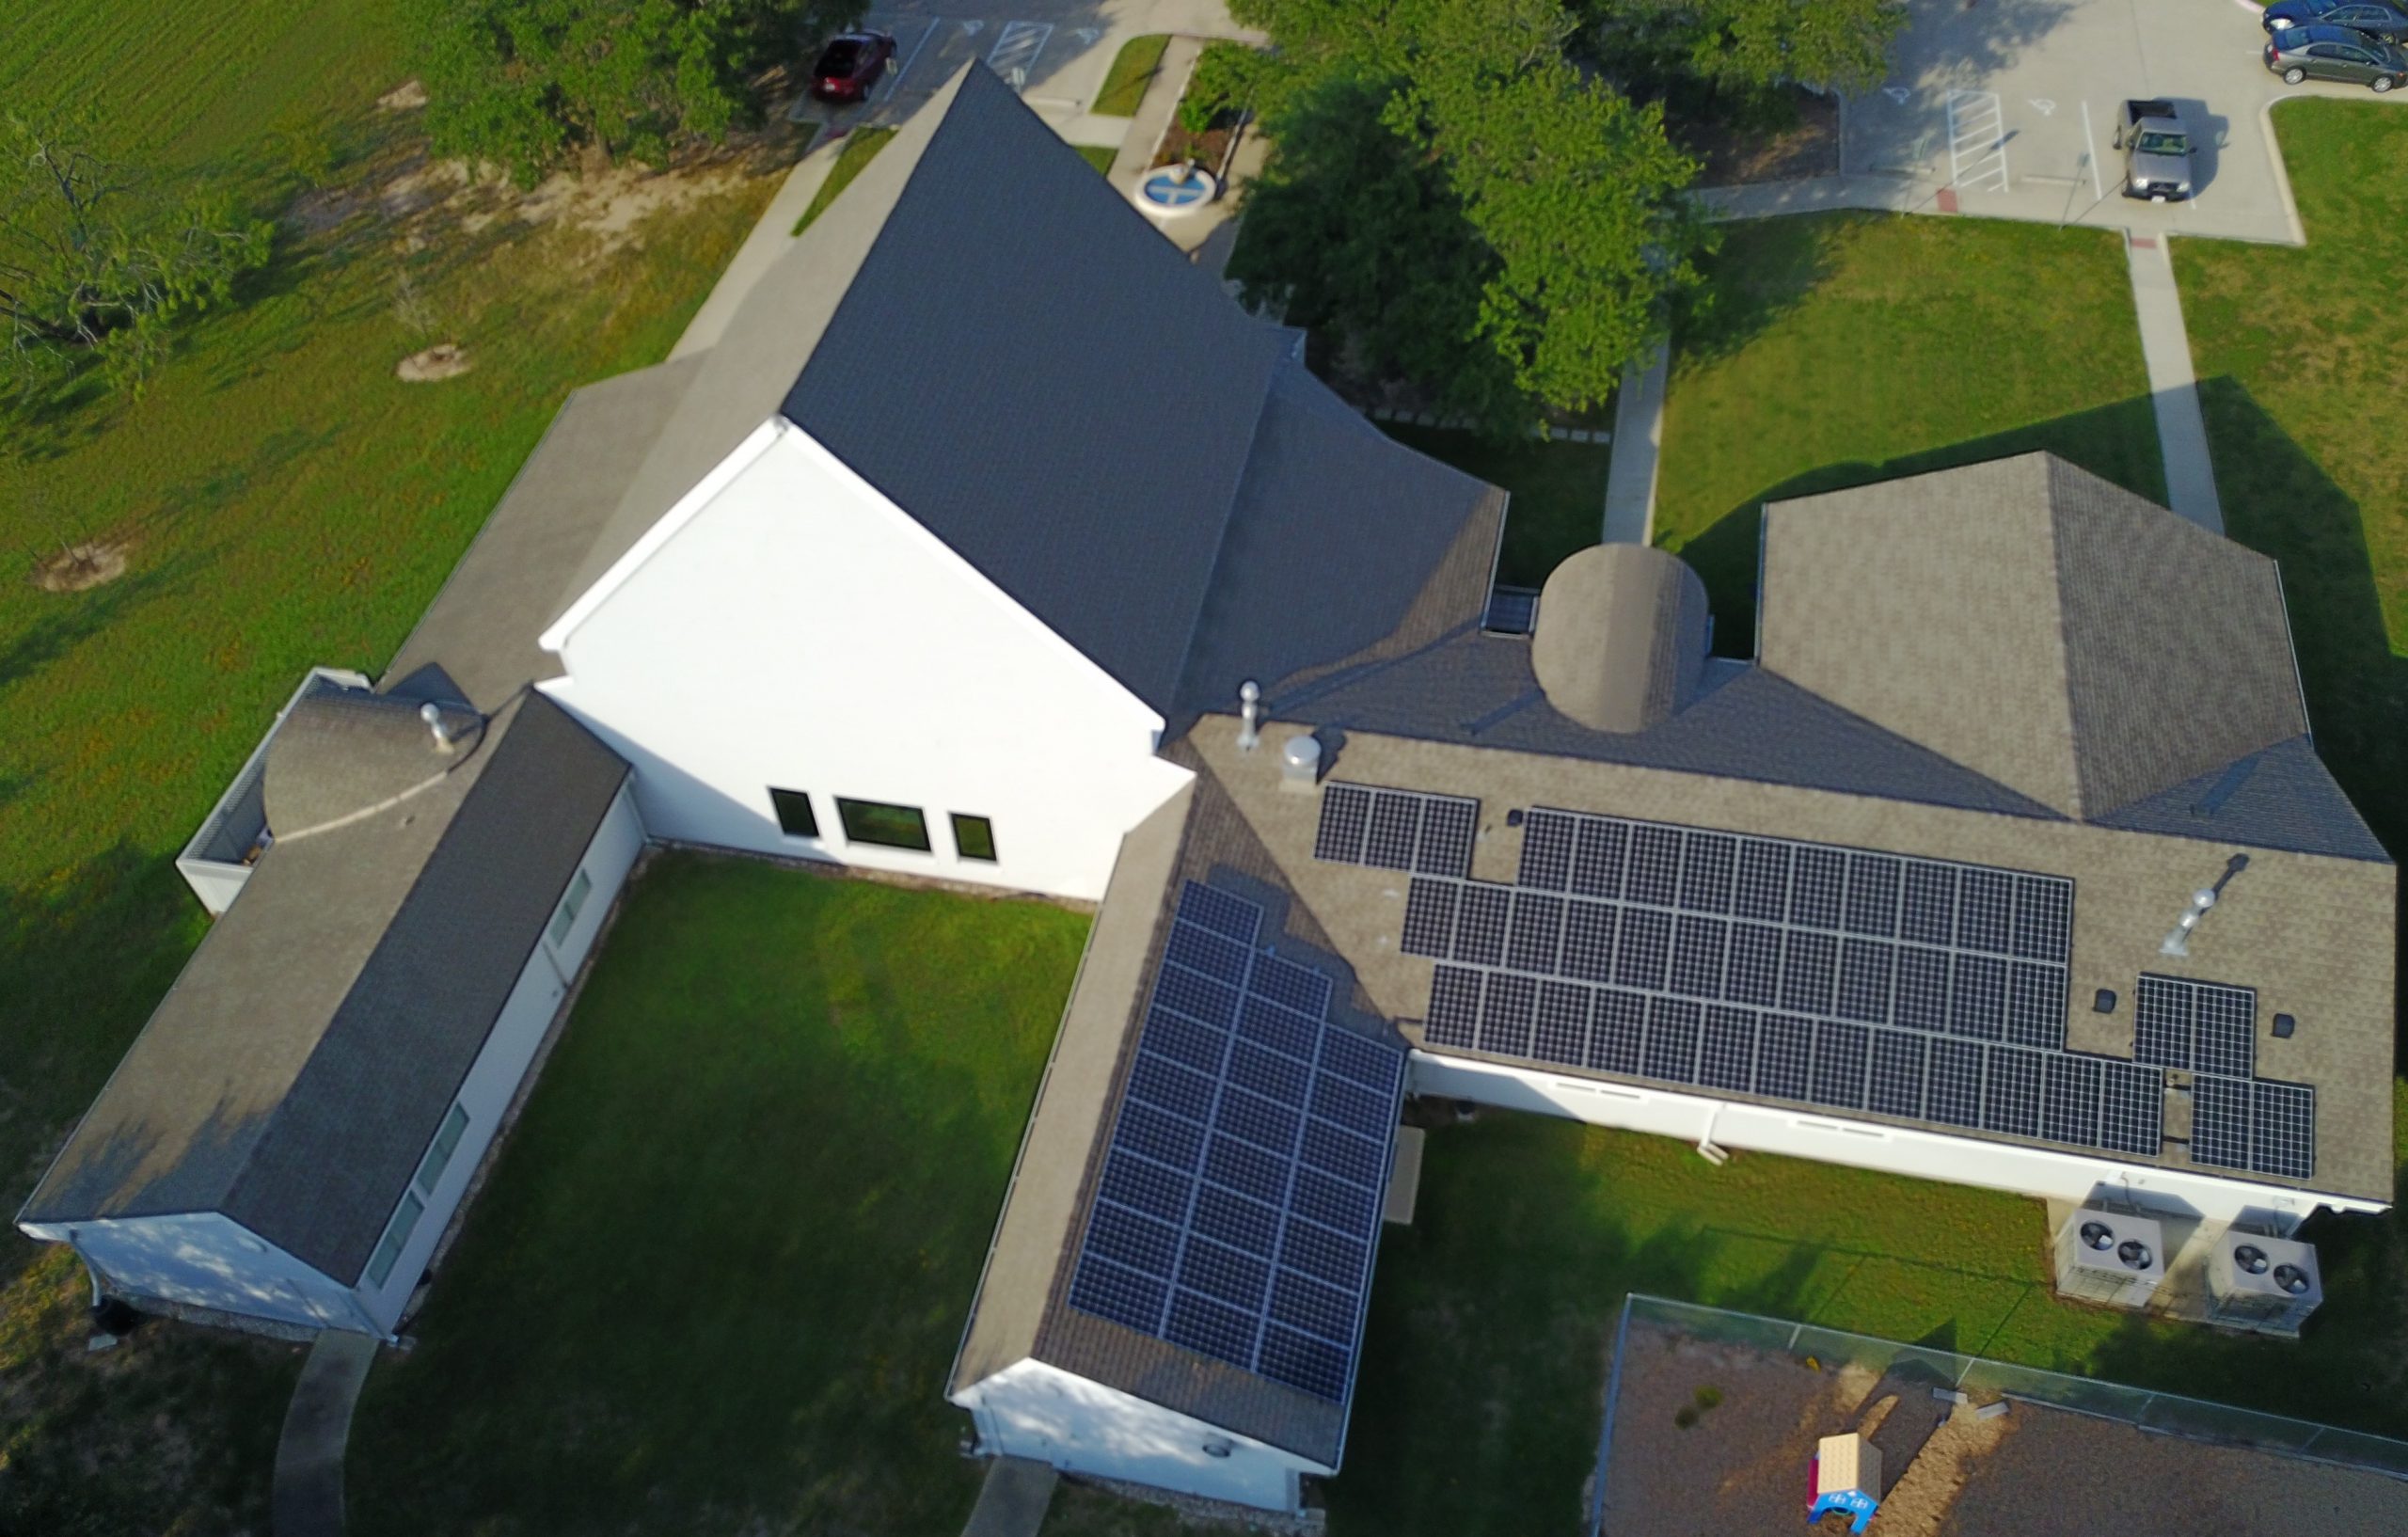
2159,853,2250,957
420,700,459,753
1237,680,1261,752
1280,734,1321,792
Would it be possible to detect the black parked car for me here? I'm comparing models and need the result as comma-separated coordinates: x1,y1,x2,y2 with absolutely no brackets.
2263,22,2408,90
2262,0,2408,43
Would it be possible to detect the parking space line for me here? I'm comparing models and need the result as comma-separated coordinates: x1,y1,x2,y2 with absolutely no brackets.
2081,100,2103,202
879,16,942,103
988,20,1054,91
1945,88,2011,194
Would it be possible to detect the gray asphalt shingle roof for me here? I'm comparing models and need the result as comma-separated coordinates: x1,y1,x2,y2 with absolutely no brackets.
21,687,628,1282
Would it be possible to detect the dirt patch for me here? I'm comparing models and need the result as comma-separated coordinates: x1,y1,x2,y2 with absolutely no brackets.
1153,113,1239,173
377,78,428,112
1670,86,1843,188
397,342,473,382
30,542,129,592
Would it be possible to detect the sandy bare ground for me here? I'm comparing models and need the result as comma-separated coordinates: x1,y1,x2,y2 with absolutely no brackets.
1598,1320,2408,1537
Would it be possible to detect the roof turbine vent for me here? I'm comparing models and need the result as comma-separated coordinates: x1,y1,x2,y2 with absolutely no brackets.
1279,733,1322,793
420,700,459,753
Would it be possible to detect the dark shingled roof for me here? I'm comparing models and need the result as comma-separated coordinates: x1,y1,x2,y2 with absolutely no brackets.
2097,735,2389,862
21,688,628,1281
780,64,1293,712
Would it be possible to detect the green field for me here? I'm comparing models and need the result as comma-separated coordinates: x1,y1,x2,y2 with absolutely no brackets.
345,857,1090,1536
1655,213,2163,655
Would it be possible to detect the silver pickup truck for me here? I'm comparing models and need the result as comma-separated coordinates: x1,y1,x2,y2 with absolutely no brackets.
2113,99,2194,200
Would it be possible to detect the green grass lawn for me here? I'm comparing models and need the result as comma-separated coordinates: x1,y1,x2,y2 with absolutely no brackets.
793,126,897,234
345,856,1089,1536
1077,142,1119,174
1655,214,2163,655
1380,425,1612,589
1092,35,1170,118
2173,98,2408,879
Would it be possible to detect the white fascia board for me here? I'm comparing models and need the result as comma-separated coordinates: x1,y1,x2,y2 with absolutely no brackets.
539,417,790,654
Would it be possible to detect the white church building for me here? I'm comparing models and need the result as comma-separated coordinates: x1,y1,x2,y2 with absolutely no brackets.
21,64,2395,1514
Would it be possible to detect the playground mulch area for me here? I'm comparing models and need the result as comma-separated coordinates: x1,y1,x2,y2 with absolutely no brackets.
1599,1320,2408,1536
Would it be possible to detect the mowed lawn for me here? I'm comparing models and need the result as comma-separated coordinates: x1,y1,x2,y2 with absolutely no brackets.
345,857,1088,1536
0,3,789,1529
1655,213,2162,655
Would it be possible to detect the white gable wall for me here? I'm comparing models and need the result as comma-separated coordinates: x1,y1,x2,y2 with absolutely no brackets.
541,422,1192,901
1411,1053,2374,1230
18,1211,373,1333
953,1356,1322,1512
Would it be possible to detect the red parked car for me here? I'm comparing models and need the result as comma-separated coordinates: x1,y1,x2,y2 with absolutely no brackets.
811,31,897,103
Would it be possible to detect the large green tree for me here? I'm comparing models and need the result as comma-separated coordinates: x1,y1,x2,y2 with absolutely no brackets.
408,0,863,182
1581,0,1904,98
0,117,271,398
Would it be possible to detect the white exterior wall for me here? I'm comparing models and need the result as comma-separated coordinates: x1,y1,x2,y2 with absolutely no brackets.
539,422,1191,902
350,781,644,1333
953,1357,1322,1512
1411,1053,2374,1231
19,1211,372,1332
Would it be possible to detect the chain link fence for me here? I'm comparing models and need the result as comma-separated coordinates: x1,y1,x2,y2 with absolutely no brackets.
1589,1293,2408,1535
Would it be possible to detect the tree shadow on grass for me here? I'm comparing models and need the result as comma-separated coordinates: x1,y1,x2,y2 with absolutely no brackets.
0,543,220,696
1671,212,1843,371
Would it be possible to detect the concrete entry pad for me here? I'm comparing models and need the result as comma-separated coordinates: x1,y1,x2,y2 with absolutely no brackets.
963,1456,1059,1537
1384,1125,1427,1225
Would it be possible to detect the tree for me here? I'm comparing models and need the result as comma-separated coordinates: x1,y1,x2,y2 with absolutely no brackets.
0,117,272,398
1581,0,1904,98
408,0,866,183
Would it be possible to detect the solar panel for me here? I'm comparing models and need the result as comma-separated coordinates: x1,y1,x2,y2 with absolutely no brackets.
1835,939,1894,1024
1561,901,1618,984
1533,982,1592,1067
2099,1061,2163,1157
1790,847,1846,929
1571,818,1628,899
1478,972,1538,1057
1699,1006,1757,1092
1590,990,1647,1075
1811,1021,1870,1108
1165,920,1249,984
1867,1030,1926,1118
1365,792,1422,870
1229,1041,1310,1107
1626,826,1683,907
1129,1052,1215,1120
1427,965,1481,1048
1180,882,1262,943
1069,1254,1168,1334
1927,1038,1985,1128
1948,953,2008,1041
1452,885,1511,968
1253,956,1333,1020
2194,982,2257,1080
1982,1045,2044,1138
1415,796,1479,879
2012,877,2073,962
2250,1081,2315,1180
2191,1074,2252,1170
2132,975,2193,1068
1402,879,1459,959
1754,1015,1814,1101
1779,929,1838,1015
1259,1327,1347,1401
1893,946,1949,1032
1614,907,1672,990
1506,891,1566,974
1899,862,1956,946
1309,1070,1390,1141
1669,915,1729,998
1101,1149,1194,1223
1142,1006,1227,1076
1239,994,1318,1062
1726,923,1783,1007
1843,854,1902,936
1313,784,1371,864
1733,840,1791,922
2006,963,2066,1051
1518,809,1577,890
1679,832,1738,913
1642,996,1702,1084
1957,868,2015,954
2041,1054,2102,1148
1155,964,1240,1031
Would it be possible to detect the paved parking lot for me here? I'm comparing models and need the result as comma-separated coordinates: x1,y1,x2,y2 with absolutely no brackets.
1846,0,2404,243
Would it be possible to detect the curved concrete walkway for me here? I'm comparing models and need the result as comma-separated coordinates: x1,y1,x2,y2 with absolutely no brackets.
273,1332,378,1537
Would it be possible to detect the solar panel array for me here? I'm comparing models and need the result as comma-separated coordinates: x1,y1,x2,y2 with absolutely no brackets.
2133,974,2315,1181
1066,880,1409,1404
1316,788,2186,1166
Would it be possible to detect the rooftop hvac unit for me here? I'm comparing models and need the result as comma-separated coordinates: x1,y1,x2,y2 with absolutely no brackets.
2207,1230,2321,1332
2052,1208,2167,1309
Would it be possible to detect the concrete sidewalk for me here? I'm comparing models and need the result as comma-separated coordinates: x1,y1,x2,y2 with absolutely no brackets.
962,1456,1058,1537
671,132,854,358
2124,232,2224,533
1602,341,1668,545
273,1332,377,1537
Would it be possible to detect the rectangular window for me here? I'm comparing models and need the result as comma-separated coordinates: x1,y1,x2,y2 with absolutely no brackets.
769,787,819,839
951,813,998,863
547,868,594,948
836,797,931,852
366,1193,426,1288
414,1104,470,1196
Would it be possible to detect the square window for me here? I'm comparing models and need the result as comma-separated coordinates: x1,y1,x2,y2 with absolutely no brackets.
836,797,932,852
769,787,819,839
951,813,998,863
